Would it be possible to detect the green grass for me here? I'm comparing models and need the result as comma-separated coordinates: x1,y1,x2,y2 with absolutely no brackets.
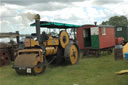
0,54,128,85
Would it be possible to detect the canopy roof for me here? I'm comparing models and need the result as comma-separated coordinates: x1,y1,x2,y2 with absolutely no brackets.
30,21,82,29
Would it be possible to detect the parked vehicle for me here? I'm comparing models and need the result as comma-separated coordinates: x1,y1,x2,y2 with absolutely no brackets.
115,26,128,45
76,25,122,56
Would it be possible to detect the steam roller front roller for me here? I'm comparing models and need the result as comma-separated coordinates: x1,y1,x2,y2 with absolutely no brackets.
13,49,46,75
64,42,80,65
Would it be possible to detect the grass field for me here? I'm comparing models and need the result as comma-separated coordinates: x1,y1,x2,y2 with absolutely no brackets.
0,54,128,85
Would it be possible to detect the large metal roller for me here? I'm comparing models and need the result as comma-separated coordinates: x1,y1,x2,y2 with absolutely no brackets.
14,49,46,75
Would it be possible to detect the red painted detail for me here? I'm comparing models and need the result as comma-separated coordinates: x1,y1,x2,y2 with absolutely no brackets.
77,27,84,49
99,27,115,49
115,37,124,45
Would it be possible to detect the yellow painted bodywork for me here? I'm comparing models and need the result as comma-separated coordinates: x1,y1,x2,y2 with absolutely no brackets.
123,43,128,57
47,39,59,46
45,47,58,56
23,35,59,57
24,38,39,47
24,37,59,47
31,39,39,47
18,47,58,57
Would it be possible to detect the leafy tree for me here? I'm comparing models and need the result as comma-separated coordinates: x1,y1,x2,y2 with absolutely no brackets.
101,16,128,26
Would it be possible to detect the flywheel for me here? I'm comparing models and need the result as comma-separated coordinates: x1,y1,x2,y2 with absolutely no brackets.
59,30,69,48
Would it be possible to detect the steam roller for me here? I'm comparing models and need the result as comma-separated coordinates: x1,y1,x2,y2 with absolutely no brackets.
13,14,80,75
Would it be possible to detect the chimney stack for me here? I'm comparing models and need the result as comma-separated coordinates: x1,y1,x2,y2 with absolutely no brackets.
94,22,97,26
35,14,41,42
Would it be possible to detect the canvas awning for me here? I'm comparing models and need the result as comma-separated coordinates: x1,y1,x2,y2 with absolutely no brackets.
30,21,82,29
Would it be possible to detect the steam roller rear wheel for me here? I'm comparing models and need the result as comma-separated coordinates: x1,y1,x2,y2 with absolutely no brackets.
64,43,80,65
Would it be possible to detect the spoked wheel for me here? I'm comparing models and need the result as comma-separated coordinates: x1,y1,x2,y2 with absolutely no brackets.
59,30,69,48
64,43,80,65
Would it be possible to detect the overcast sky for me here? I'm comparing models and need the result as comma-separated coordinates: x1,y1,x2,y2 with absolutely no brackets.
0,0,128,34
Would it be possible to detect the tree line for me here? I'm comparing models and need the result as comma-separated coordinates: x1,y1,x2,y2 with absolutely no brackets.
101,16,128,27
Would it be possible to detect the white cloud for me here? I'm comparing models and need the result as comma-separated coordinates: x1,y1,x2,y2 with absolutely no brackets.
103,2,128,17
0,20,9,32
93,0,122,5
0,0,128,34
72,0,93,7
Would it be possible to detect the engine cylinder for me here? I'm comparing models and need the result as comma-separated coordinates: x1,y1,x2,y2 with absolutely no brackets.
45,47,58,56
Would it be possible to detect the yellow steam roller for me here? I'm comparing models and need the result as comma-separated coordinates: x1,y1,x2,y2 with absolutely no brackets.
13,14,81,75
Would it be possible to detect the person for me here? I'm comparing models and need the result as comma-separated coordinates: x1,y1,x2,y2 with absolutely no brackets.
40,31,48,43
39,31,48,55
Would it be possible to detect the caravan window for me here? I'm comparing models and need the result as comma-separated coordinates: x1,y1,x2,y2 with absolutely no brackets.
83,29,88,37
117,27,122,31
101,27,106,35
83,29,90,37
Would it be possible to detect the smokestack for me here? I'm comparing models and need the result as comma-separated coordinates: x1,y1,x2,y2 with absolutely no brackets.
94,22,97,26
35,14,41,43
16,31,20,45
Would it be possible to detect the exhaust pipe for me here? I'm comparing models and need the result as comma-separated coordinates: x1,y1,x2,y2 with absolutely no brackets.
34,14,46,53
34,14,41,43
94,22,97,26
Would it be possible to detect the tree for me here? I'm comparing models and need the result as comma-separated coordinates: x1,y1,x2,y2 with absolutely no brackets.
101,16,128,27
